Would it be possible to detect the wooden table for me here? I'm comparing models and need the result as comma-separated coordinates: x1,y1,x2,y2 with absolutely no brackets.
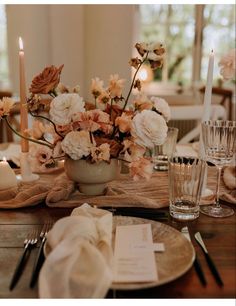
0,167,235,298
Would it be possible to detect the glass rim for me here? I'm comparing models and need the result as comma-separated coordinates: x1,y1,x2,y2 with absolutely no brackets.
169,155,204,163
202,120,236,127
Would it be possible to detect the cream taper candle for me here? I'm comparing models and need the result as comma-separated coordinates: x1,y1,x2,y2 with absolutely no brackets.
19,37,29,153
199,50,214,159
0,157,17,190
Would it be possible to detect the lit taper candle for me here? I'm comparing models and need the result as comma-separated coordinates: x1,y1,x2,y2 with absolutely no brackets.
19,37,29,153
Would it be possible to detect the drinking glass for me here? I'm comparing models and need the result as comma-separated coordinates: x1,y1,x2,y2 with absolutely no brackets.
152,127,179,171
169,156,205,221
201,120,236,217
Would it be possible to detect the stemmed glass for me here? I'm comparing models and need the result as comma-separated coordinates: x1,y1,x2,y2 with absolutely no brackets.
201,120,236,217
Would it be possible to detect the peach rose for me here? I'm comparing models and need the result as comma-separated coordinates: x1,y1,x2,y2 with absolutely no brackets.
29,65,64,94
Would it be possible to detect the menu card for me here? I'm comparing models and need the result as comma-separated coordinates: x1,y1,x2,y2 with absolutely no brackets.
113,223,158,283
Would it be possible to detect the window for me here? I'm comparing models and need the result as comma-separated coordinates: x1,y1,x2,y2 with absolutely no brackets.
140,4,235,88
0,4,9,89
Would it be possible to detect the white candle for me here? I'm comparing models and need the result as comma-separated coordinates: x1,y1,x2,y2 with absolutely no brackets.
19,37,29,153
199,50,214,159
0,157,17,190
202,50,214,122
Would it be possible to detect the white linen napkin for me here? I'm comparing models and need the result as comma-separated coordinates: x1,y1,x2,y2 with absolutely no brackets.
39,203,113,298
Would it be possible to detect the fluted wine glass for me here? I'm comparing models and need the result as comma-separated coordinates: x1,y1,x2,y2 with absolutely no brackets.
201,120,236,217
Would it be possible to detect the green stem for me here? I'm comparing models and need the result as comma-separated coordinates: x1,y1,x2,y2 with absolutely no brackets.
5,117,54,149
29,110,64,139
110,52,150,139
121,51,149,113
110,98,114,119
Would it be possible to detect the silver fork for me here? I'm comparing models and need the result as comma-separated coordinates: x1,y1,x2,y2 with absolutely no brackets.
30,221,53,288
10,229,38,290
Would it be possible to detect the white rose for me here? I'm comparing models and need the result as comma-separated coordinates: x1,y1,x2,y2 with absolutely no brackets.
49,93,85,125
131,110,168,149
61,130,94,160
151,96,171,122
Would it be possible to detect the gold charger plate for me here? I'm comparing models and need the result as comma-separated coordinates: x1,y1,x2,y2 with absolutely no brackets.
111,216,195,290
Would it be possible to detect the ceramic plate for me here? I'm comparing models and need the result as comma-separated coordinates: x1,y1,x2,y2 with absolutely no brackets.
44,215,195,290
111,216,195,290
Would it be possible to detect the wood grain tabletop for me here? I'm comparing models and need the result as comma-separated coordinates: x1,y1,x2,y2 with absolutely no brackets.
0,170,235,298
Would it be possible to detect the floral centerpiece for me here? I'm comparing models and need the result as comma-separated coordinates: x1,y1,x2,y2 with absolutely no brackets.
1,42,170,185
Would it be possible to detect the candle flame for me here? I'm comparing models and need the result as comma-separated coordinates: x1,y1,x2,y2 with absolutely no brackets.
3,157,7,162
19,37,24,50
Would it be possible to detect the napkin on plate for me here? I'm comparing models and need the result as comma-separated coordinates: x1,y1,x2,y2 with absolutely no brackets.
39,203,113,298
221,166,236,204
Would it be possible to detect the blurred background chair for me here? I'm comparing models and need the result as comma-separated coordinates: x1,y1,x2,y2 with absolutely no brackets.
170,104,227,144
199,86,233,120
0,91,21,143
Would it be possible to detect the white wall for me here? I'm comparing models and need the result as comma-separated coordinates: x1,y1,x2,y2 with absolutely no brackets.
84,5,136,100
6,5,51,95
49,5,85,96
6,4,136,101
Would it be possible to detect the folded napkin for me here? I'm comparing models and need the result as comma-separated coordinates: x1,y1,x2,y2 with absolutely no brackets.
221,166,236,204
39,203,113,298
0,174,55,208
45,172,168,209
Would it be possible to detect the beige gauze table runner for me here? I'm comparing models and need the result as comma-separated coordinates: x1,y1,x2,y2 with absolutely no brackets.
0,166,234,209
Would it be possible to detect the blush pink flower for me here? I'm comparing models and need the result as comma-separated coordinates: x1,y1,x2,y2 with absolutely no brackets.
129,157,153,181
73,109,113,134
0,97,15,118
132,94,153,111
72,112,100,132
218,49,236,81
97,90,110,104
108,74,125,98
115,113,133,133
91,143,110,163
91,77,105,98
29,144,56,172
121,139,146,162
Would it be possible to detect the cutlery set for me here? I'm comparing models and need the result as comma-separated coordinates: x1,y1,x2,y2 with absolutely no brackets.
9,222,52,291
181,227,224,287
9,217,223,291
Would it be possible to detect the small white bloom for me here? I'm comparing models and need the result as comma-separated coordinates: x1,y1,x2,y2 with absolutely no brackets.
61,130,94,160
151,96,171,122
49,93,85,125
131,110,168,149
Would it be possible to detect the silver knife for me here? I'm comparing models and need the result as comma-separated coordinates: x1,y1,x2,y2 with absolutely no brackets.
181,227,207,286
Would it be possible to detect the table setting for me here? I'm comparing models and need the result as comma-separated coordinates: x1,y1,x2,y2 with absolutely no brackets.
0,38,235,299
